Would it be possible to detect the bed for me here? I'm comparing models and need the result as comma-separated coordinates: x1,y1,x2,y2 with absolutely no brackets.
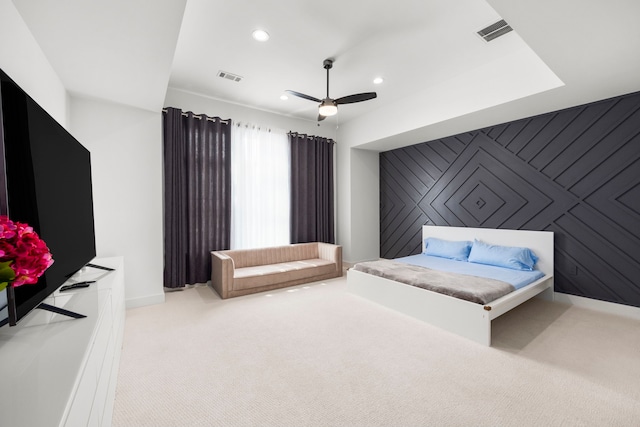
347,226,554,346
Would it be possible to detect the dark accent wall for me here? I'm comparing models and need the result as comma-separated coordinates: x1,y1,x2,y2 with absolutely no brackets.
380,91,640,308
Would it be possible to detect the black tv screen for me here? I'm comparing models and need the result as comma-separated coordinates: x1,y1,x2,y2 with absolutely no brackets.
0,68,96,327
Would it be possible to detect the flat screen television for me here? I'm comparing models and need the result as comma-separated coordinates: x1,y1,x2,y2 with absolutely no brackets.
0,68,96,327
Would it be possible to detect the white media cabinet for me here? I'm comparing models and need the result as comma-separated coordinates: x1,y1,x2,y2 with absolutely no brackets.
0,257,125,427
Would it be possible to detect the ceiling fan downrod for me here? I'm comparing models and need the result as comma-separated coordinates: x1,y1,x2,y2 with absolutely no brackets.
324,59,333,99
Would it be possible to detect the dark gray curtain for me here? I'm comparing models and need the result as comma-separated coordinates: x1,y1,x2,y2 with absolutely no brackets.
289,132,335,244
163,108,231,288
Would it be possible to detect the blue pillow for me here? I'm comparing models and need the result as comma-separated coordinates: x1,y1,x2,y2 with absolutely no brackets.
468,240,539,271
424,237,472,261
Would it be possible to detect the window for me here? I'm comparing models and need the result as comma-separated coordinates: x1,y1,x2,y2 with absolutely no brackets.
230,124,290,249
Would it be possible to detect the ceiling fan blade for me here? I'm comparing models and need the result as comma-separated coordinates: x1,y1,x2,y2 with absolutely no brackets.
335,92,377,105
285,90,321,103
317,114,327,122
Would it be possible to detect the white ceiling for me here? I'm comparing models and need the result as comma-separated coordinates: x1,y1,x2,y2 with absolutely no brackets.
11,0,186,111
169,0,559,123
11,0,640,151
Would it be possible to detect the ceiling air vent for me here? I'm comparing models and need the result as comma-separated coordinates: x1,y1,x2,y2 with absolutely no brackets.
217,70,243,82
477,19,513,42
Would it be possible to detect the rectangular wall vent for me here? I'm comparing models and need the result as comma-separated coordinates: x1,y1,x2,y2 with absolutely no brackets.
217,70,243,82
477,19,513,42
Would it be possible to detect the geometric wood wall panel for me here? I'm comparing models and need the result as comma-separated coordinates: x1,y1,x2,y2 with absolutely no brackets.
380,91,640,308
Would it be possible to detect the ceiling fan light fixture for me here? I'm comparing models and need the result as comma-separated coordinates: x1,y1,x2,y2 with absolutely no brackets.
318,100,337,117
287,59,377,121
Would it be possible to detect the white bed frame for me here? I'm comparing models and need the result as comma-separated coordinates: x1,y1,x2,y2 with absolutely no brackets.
347,226,554,346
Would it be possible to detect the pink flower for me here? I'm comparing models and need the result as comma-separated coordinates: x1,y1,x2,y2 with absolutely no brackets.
0,215,54,288
0,216,17,240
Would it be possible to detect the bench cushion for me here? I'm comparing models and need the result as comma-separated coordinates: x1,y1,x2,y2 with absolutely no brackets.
223,243,319,269
233,258,336,291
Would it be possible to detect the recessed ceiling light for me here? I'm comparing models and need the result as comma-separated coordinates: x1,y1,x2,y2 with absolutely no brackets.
252,29,270,42
280,94,288,100
373,77,384,85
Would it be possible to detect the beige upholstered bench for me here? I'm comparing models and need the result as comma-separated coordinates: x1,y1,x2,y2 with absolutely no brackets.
211,242,342,299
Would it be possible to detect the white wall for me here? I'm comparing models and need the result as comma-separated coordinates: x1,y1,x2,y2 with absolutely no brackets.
0,0,67,125
348,148,380,263
2,1,164,309
334,144,377,264
69,97,164,308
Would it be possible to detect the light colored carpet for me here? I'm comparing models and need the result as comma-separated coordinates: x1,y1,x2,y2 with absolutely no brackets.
113,277,640,427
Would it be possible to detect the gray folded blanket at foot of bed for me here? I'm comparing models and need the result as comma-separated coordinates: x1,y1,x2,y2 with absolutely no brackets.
353,259,515,305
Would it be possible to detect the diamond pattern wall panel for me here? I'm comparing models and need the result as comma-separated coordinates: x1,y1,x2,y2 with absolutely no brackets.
380,91,640,308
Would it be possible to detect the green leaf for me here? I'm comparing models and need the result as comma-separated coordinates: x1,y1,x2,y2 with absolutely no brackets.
0,261,16,285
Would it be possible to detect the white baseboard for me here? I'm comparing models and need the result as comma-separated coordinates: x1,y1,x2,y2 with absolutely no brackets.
125,292,165,309
554,292,640,321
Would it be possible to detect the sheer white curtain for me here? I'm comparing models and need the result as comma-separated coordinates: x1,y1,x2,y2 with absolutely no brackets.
231,123,290,249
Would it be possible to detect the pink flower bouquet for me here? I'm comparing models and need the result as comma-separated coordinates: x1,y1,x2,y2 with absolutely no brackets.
0,215,54,291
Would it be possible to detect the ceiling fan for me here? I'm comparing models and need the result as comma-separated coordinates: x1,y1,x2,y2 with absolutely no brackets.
286,59,377,121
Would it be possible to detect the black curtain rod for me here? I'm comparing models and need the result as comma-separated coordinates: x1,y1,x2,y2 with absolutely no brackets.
161,108,230,124
288,131,335,144
234,122,272,132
